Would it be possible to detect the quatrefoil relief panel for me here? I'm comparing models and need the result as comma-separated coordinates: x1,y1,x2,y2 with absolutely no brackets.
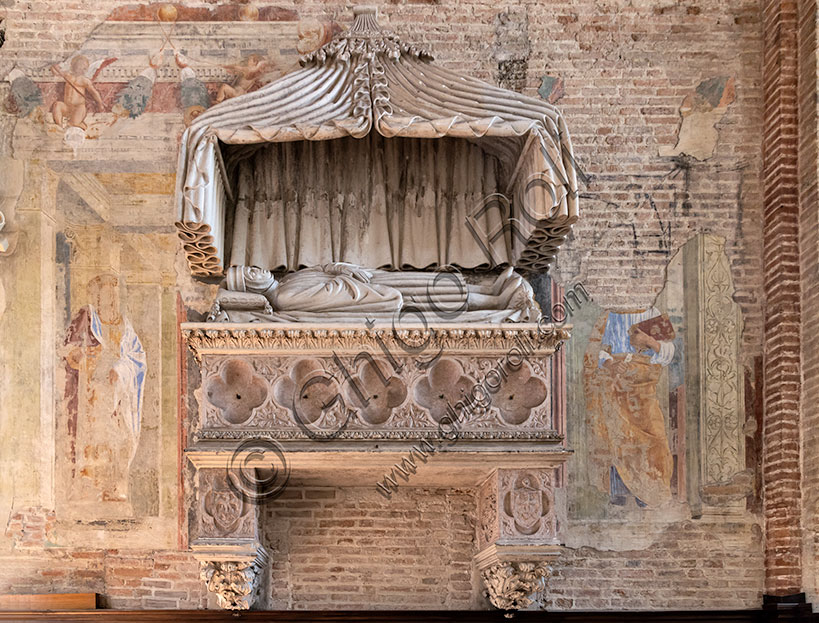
343,358,408,425
272,358,343,426
193,351,559,438
493,362,548,425
413,358,477,422
206,359,268,425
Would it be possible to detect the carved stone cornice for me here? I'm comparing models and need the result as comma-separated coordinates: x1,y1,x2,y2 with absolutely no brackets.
195,429,562,442
181,322,571,362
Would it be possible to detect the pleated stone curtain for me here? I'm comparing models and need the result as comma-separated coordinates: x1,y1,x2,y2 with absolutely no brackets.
226,134,509,271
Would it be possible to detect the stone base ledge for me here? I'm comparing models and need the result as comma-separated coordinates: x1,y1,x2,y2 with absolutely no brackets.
185,447,571,487
474,543,563,570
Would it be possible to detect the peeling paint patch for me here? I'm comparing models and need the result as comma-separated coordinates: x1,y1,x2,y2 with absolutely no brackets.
660,76,736,161
538,75,565,104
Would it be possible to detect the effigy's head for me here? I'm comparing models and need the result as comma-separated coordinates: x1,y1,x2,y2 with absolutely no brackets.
226,265,278,297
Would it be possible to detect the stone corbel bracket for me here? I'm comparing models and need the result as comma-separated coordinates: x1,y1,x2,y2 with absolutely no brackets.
193,545,269,610
475,545,560,613
190,468,268,610
475,468,564,612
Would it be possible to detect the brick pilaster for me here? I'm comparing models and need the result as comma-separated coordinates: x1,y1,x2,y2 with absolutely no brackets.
762,0,803,597
797,0,819,603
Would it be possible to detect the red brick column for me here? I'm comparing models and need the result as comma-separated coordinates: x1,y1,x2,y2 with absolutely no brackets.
762,0,803,597
798,0,819,603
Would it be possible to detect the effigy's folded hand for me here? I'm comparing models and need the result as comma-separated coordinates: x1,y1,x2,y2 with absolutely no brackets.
323,262,373,283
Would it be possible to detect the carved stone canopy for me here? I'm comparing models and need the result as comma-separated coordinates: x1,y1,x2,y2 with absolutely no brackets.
175,6,579,278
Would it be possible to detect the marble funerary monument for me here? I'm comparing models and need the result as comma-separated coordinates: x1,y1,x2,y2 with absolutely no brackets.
175,6,578,611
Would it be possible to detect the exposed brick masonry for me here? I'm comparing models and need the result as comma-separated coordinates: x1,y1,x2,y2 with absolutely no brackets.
797,0,819,604
762,0,804,597
0,489,765,610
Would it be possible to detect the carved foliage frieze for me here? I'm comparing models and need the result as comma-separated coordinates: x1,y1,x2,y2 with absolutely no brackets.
696,235,744,484
477,474,500,551
182,325,571,360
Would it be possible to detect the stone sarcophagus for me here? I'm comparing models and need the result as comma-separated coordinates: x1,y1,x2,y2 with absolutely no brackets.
176,5,578,611
185,324,568,443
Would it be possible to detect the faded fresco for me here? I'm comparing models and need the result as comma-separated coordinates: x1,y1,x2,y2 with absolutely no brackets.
54,219,178,524
6,0,536,532
584,307,678,508
565,234,752,522
61,274,146,505
0,7,343,551
3,5,339,531
4,3,337,155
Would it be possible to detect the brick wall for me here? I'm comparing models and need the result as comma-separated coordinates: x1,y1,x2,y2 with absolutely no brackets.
0,0,774,611
0,488,765,610
263,487,477,610
0,549,206,609
549,521,763,610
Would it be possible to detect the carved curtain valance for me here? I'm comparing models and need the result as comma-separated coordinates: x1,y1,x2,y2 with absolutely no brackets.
228,135,511,271
175,6,579,278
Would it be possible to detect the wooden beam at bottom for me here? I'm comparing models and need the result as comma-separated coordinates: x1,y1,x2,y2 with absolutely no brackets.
0,593,98,611
0,610,773,622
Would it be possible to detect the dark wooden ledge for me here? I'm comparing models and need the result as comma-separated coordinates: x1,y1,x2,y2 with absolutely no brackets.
0,609,796,622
